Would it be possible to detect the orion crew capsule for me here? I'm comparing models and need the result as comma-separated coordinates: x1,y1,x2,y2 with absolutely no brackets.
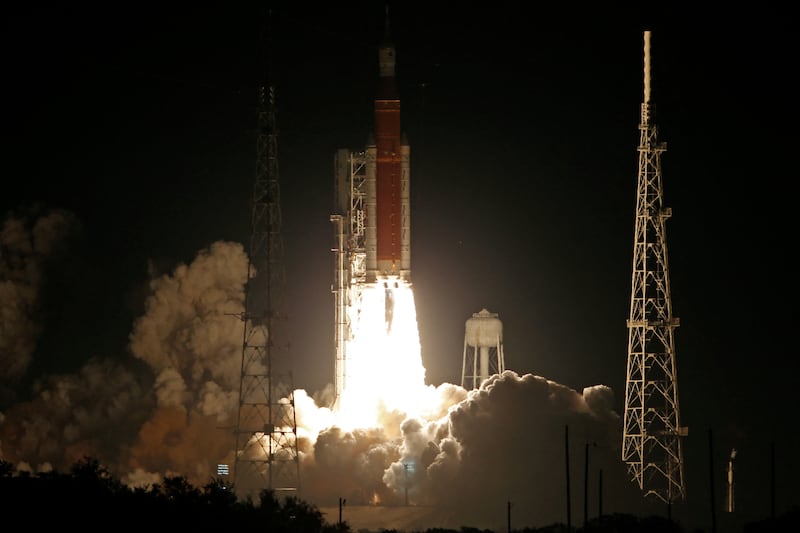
365,13,411,287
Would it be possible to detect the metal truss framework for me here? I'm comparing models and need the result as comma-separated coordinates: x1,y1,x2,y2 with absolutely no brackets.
622,31,687,505
331,150,368,409
233,85,299,497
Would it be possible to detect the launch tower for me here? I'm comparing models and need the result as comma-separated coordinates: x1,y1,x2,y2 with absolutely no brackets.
622,30,687,504
232,83,300,496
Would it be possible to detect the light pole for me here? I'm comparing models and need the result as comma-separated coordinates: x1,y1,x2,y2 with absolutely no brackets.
403,463,409,506
584,442,589,529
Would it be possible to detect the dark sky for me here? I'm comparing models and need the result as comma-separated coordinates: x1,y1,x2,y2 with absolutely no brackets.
2,3,798,530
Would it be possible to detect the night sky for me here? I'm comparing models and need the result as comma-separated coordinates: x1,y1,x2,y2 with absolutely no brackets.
2,3,797,530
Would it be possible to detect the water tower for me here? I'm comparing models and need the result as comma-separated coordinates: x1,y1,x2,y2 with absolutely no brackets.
461,308,505,389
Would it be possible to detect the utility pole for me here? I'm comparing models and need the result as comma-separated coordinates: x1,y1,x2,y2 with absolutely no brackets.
598,468,603,517
584,442,589,528
565,425,571,531
708,430,717,533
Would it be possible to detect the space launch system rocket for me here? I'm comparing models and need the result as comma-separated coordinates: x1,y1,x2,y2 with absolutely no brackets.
329,12,410,407
365,24,411,284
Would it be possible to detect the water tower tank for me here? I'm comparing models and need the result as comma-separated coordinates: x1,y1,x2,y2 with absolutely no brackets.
461,308,505,389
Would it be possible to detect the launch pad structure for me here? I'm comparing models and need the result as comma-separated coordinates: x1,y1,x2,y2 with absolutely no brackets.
621,30,687,505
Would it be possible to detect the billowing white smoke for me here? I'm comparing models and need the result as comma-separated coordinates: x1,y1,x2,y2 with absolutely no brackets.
1,236,248,486
0,356,150,474
123,240,249,484
1,225,645,529
297,371,644,529
0,208,80,381
128,239,248,419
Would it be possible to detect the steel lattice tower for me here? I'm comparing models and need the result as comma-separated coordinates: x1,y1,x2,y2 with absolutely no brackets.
622,30,687,505
232,83,299,497
331,149,368,410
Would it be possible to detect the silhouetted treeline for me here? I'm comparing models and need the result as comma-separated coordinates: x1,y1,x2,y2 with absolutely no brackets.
0,457,796,532
0,456,340,531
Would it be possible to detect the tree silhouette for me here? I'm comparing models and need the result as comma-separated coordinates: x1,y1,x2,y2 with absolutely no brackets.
1,456,797,532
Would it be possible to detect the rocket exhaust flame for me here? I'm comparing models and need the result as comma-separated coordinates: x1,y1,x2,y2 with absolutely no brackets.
334,281,427,430
384,278,398,333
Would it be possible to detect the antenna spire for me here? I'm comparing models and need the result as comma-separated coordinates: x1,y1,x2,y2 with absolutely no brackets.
643,30,652,104
622,29,687,505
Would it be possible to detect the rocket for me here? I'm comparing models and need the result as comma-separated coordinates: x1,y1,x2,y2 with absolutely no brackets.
365,11,410,285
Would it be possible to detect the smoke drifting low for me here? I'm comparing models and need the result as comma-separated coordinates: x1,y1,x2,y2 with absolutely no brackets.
0,210,647,529
0,208,80,382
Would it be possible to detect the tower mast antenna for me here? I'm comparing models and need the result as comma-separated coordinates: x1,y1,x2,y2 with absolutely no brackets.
622,30,687,506
232,8,299,498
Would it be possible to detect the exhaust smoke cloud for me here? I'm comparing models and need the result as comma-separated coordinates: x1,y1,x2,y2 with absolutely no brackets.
0,213,646,529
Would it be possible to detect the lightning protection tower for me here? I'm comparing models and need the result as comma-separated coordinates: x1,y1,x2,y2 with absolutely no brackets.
461,308,505,389
232,82,299,497
622,30,687,505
